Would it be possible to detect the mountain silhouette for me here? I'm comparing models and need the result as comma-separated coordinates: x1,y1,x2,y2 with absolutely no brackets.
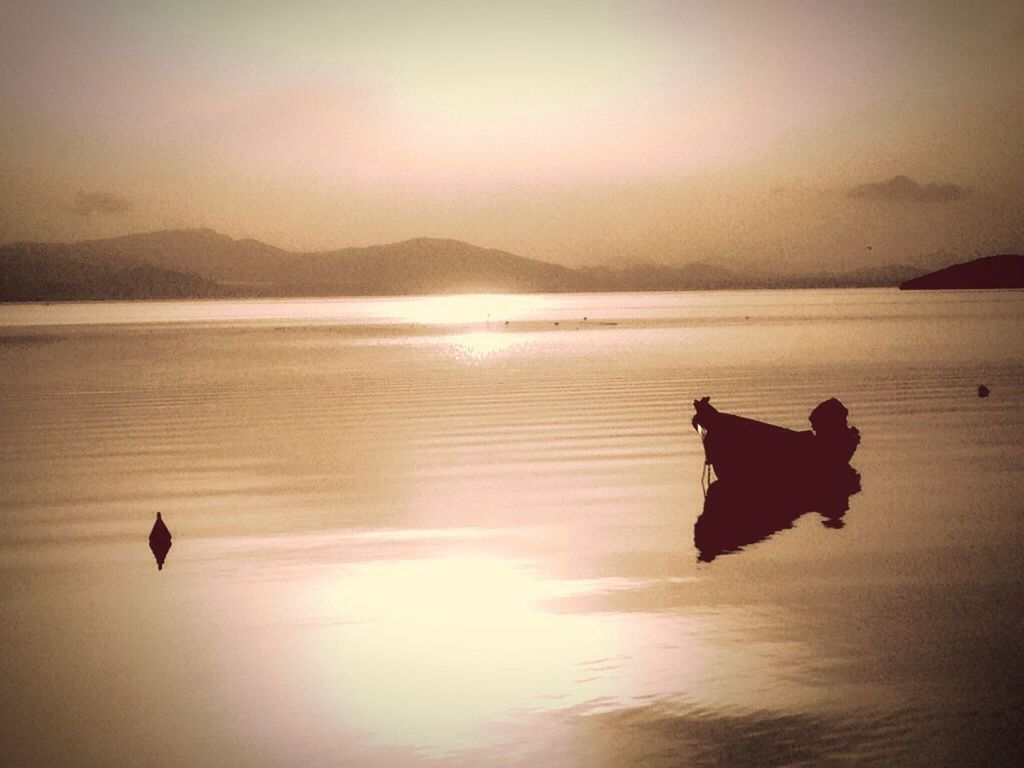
2,228,935,302
899,254,1024,290
0,245,222,301
574,261,742,291
1,230,582,300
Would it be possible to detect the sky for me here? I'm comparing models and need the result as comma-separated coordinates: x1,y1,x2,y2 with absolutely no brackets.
1,0,1022,272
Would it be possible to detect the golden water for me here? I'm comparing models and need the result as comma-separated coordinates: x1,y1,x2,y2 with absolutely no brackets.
2,289,1022,766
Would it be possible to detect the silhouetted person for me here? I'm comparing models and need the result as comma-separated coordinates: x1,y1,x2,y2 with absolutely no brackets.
808,397,860,463
149,512,172,571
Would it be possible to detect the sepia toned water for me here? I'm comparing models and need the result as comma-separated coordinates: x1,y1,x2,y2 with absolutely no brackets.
1,289,1022,767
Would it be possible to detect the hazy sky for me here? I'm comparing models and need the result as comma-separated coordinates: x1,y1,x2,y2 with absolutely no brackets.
2,0,1022,271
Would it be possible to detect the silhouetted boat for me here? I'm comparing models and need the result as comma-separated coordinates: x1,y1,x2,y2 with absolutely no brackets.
692,397,859,482
149,512,172,571
694,468,861,562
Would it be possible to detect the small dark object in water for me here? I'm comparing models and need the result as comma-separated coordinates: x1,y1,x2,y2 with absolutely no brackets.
978,385,990,398
149,512,172,571
692,397,859,482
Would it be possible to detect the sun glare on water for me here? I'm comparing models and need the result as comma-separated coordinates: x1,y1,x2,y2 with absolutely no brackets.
448,330,526,359
389,293,541,358
284,552,820,755
304,555,620,750
389,293,546,326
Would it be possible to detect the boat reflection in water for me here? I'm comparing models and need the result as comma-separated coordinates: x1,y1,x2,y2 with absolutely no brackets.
695,467,861,562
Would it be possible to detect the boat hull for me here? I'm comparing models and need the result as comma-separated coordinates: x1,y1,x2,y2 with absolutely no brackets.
693,397,859,482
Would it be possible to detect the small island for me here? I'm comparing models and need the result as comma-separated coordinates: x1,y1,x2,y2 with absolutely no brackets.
899,254,1024,290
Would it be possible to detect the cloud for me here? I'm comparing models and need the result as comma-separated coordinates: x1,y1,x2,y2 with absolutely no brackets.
70,191,133,216
848,175,965,202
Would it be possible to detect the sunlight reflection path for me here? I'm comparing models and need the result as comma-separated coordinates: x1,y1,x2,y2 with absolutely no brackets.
385,294,547,325
292,553,834,754
447,330,527,359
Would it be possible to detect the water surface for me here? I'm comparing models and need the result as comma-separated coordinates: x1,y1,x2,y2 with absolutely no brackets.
2,289,1022,766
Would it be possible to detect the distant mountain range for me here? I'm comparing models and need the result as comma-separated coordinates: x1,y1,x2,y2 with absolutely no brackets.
899,254,1024,290
1,228,933,302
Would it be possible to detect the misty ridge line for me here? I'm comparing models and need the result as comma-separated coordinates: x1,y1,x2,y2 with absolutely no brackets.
0,227,981,303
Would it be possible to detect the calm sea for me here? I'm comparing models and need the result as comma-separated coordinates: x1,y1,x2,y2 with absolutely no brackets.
1,289,1022,767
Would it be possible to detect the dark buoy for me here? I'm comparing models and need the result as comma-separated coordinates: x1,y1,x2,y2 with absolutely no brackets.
149,512,172,571
978,385,990,398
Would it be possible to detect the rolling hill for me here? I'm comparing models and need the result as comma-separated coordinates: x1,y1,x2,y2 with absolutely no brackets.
1,229,932,302
0,247,223,301
1,230,585,300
